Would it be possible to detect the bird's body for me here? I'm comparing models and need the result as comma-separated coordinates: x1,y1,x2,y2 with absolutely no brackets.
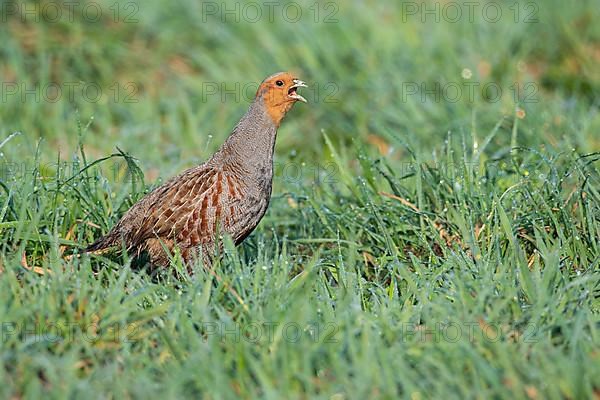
86,72,306,268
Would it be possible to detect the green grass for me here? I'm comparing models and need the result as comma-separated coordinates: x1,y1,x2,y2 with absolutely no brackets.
1,0,600,398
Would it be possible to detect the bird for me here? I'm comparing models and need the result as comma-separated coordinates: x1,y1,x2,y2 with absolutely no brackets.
85,72,307,270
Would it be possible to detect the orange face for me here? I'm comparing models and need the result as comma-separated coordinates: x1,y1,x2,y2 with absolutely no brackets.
255,72,307,126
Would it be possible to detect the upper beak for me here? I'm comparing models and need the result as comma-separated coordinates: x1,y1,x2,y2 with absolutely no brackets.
289,79,307,103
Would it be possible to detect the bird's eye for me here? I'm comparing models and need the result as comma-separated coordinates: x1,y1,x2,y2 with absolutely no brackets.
275,80,284,87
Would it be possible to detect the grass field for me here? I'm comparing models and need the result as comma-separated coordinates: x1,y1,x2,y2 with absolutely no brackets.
1,0,600,398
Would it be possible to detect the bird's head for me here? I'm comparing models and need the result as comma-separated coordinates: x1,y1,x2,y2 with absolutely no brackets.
256,72,307,126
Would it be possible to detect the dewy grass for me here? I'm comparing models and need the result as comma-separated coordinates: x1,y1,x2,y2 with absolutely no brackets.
1,0,600,398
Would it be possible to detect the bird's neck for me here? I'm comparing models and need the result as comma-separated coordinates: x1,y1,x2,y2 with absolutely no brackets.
218,98,279,175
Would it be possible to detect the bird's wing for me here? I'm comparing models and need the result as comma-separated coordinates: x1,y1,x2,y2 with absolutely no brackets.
123,165,221,247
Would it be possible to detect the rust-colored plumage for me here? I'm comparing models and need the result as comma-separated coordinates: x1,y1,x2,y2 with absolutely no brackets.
86,72,306,268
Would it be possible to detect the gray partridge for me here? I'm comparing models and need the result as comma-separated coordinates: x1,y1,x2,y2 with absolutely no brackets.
86,72,306,268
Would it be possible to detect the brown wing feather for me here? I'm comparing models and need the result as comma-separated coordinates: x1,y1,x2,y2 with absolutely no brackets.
87,165,216,251
127,166,218,245
87,160,265,265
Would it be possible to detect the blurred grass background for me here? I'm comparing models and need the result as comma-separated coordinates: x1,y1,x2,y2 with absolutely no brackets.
1,0,599,398
2,0,599,166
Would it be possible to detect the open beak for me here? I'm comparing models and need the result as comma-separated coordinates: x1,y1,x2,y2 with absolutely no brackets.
288,79,307,103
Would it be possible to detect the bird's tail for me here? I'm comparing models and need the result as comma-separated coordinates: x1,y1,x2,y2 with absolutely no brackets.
84,233,118,254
